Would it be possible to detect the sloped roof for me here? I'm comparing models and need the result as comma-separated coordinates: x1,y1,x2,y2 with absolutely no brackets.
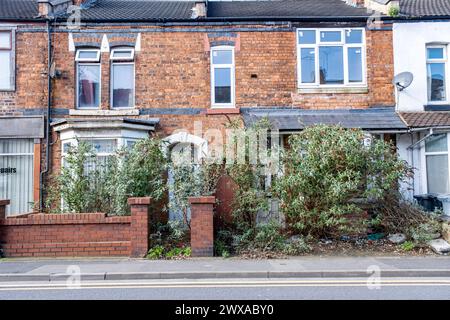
243,108,408,131
400,0,450,17
0,0,38,20
207,0,371,18
79,0,196,21
400,112,450,128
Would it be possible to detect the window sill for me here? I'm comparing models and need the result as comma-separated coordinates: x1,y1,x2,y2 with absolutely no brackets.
69,109,140,116
297,87,368,94
206,108,240,115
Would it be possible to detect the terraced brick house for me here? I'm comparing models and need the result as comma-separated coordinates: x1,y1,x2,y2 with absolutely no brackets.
0,0,444,217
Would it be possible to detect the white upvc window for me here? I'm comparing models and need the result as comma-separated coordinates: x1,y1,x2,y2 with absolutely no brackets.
0,31,14,91
297,28,366,87
110,47,135,109
62,137,138,173
424,133,450,194
211,46,235,108
426,45,448,103
76,49,101,109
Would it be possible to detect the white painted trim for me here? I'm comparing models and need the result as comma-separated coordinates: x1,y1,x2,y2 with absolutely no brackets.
210,46,235,108
76,62,101,109
110,62,135,109
296,27,367,88
163,132,208,161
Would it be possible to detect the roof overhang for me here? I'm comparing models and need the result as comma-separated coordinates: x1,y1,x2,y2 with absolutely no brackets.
51,117,160,133
0,115,45,139
242,108,408,132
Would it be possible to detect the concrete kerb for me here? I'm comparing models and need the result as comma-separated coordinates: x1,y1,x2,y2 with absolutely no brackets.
1,269,450,282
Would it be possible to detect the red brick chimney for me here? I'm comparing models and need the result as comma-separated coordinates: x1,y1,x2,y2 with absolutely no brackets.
38,0,73,17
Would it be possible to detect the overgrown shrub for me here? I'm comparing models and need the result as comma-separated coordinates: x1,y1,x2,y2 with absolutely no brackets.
147,220,191,259
46,138,168,215
375,192,441,245
224,119,272,232
274,125,411,239
169,162,222,226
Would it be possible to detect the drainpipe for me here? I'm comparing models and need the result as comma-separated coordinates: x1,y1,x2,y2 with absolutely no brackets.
39,19,53,211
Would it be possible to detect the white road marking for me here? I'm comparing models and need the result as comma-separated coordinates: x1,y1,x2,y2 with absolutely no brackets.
0,279,450,291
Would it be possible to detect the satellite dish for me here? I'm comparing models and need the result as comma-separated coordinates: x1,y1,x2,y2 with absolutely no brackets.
393,72,413,91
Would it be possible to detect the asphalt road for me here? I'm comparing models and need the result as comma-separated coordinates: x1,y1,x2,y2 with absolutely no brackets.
0,278,449,300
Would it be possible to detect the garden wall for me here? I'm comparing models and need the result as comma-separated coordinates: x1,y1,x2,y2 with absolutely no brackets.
0,198,151,258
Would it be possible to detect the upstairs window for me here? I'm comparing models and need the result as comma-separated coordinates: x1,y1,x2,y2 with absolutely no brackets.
211,46,235,107
426,45,447,103
0,31,13,91
110,47,135,109
297,28,365,87
76,49,101,109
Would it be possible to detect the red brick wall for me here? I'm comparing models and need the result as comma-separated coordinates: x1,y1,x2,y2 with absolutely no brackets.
0,198,151,257
189,196,215,257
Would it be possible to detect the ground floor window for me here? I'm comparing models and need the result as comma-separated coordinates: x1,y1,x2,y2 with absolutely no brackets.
0,139,34,215
425,133,449,194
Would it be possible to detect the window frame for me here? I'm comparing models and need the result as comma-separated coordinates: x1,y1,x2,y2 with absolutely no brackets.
76,50,101,109
75,49,101,62
296,28,367,88
422,133,450,194
0,30,15,91
110,48,135,61
426,44,449,104
110,47,135,109
210,46,235,108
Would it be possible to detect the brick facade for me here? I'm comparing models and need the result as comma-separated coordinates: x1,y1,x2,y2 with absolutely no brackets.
0,14,396,219
0,198,151,257
189,196,215,257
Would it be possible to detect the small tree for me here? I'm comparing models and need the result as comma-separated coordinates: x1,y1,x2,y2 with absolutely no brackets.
274,125,411,239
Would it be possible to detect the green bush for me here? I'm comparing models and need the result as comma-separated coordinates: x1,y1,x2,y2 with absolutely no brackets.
388,6,400,17
146,245,165,260
46,138,168,215
274,125,411,239
400,241,415,251
146,245,191,260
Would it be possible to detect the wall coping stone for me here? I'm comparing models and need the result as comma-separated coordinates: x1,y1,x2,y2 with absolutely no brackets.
128,197,152,205
189,196,216,205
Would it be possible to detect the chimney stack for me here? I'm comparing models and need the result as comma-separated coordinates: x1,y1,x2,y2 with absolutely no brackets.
192,1,207,19
38,0,73,17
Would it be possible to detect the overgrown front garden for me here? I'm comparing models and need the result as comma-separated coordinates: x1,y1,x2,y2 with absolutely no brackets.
44,122,447,259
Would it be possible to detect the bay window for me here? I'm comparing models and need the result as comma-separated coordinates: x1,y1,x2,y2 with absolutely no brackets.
211,46,235,107
110,47,135,109
0,31,14,91
426,45,447,103
76,49,101,109
297,28,365,87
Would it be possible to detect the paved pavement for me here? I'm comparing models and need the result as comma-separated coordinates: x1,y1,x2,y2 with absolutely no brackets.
0,277,449,300
0,256,449,281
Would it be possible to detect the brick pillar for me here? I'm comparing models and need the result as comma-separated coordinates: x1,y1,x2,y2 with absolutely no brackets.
0,200,10,220
128,197,151,258
189,196,215,257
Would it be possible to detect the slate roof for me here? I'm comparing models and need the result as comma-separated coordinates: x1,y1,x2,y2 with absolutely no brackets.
400,112,450,128
79,0,196,21
243,108,408,131
0,0,38,20
400,0,450,17
207,0,371,18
